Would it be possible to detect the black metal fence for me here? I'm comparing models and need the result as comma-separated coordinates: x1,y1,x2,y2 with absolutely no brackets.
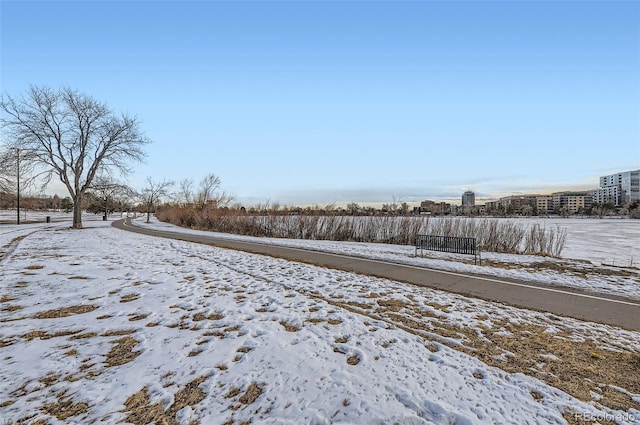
415,235,481,265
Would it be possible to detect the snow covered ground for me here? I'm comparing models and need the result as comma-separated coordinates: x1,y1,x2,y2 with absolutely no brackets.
1,219,639,424
133,216,640,301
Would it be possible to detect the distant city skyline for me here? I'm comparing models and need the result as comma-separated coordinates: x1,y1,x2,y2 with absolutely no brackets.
28,168,630,208
2,1,639,206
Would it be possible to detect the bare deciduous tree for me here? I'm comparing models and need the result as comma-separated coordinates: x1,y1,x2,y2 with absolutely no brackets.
194,173,233,209
139,177,174,223
196,173,221,208
177,178,194,206
89,175,132,220
0,86,150,228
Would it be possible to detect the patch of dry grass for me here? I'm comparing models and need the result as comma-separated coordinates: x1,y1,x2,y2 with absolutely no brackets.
238,383,263,405
279,321,300,332
101,329,136,337
41,389,89,421
346,355,360,365
304,287,640,414
105,336,140,367
192,312,207,321
0,338,15,347
23,329,83,341
1,304,23,312
375,298,409,312
69,332,98,340
39,373,60,386
32,304,98,319
471,321,640,413
120,293,140,303
192,311,225,321
123,376,208,425
0,294,15,303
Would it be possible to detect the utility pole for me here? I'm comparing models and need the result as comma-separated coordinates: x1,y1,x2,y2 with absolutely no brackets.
15,148,20,225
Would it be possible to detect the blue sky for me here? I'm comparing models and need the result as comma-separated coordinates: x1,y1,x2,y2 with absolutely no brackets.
2,0,639,206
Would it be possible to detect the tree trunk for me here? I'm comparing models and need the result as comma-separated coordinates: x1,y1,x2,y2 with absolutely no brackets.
72,194,83,229
147,204,151,223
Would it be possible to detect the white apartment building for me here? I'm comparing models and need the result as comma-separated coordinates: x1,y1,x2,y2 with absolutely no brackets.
592,185,621,205
593,169,640,206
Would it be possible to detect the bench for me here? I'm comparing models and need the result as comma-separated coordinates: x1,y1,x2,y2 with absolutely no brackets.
415,235,481,265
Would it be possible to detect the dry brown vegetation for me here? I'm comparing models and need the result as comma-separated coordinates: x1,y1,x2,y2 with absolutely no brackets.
123,376,207,425
42,389,89,421
32,304,98,319
346,355,361,365
105,336,140,367
279,321,300,332
238,383,263,405
304,289,640,418
22,329,83,341
119,293,140,303
0,294,16,303
157,207,567,256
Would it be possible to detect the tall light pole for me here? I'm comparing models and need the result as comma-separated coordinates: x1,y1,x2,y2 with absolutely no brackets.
13,148,21,225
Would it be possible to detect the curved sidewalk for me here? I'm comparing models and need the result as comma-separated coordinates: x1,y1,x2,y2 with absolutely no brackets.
113,219,640,331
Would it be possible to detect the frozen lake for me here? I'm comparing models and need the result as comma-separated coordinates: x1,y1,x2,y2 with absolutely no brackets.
513,217,639,267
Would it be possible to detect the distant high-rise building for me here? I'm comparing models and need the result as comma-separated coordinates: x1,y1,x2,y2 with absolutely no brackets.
462,191,475,207
592,170,640,206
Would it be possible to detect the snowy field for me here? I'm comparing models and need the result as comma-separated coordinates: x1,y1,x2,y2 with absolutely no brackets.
133,216,640,301
1,219,639,424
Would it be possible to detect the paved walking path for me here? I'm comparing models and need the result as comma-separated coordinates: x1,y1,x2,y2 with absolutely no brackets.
113,219,640,331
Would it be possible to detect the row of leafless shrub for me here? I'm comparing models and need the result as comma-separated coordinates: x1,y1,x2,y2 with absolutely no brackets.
156,207,566,256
